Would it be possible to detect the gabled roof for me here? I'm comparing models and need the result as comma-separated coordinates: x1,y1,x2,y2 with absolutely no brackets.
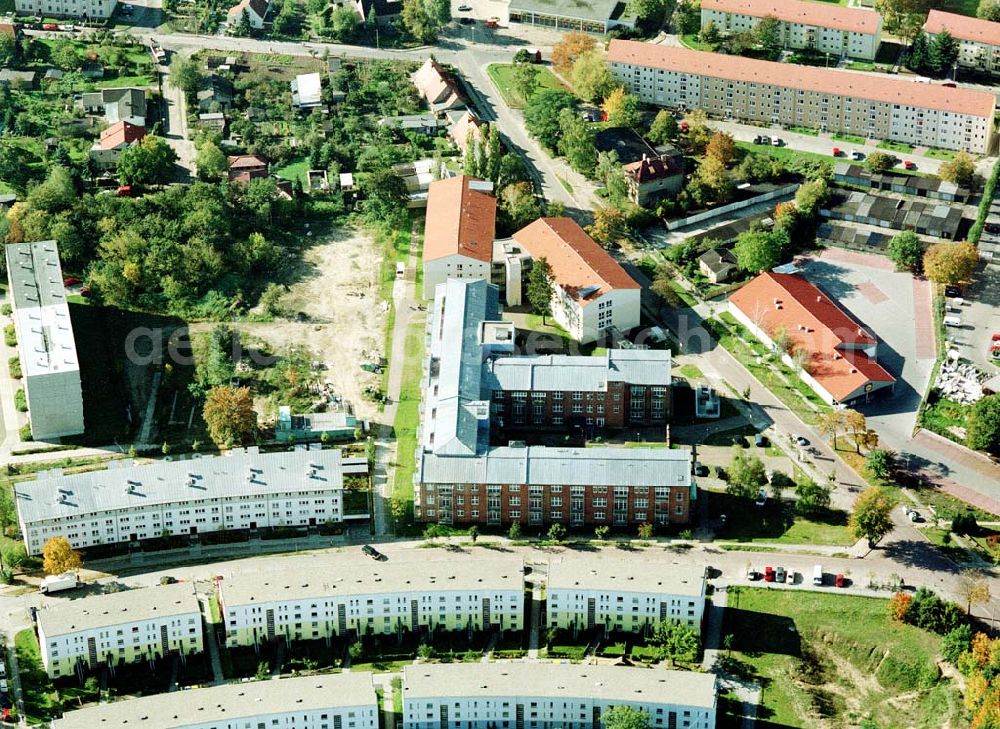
98,120,146,150
449,110,483,152
411,58,464,111
924,9,1000,46
228,0,269,18
702,0,881,35
728,272,895,401
624,154,683,183
423,176,496,264
607,40,997,119
512,217,639,305
698,247,737,273
228,154,268,170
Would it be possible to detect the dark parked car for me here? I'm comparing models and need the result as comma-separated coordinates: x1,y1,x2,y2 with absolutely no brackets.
754,433,769,447
945,285,963,298
693,462,709,477
362,544,386,561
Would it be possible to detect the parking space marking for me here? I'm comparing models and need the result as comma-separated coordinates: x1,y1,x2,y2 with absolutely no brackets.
855,280,888,305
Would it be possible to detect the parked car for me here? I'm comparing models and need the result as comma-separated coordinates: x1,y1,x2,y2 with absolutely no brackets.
758,135,771,145
693,462,709,477
457,3,471,8
764,566,776,582
362,544,386,561
772,137,784,146
785,570,797,584
851,151,865,160
754,433,769,447
775,566,786,582
833,147,842,157
746,567,761,581
835,574,848,588
42,22,59,30
732,435,749,448
755,488,767,507
63,277,81,286
794,434,810,446
813,565,824,586
903,160,916,170
945,285,963,298
909,510,921,523
679,121,689,133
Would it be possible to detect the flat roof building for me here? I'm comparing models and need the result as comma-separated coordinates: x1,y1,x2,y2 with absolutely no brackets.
607,40,996,153
403,663,716,729
833,162,971,203
701,0,882,59
416,279,692,530
5,241,84,441
51,672,378,729
292,72,323,110
16,446,362,555
508,0,634,34
822,190,965,239
37,583,203,679
728,272,896,406
924,9,1000,75
220,556,524,646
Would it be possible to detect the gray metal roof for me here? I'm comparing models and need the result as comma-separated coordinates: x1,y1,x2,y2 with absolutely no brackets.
4,241,80,379
16,447,358,526
51,673,377,729
508,0,624,24
548,556,704,597
403,663,716,708
420,445,692,487
483,350,671,392
37,583,200,637
221,555,524,606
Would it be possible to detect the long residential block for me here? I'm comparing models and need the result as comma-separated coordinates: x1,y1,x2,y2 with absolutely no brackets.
5,241,84,441
403,663,717,729
220,557,524,647
607,40,996,153
701,0,882,60
16,447,361,556
51,672,379,729
37,583,203,679
924,10,1000,76
15,0,116,19
547,558,705,636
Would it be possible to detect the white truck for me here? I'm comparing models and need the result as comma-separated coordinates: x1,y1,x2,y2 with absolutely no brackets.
40,572,78,594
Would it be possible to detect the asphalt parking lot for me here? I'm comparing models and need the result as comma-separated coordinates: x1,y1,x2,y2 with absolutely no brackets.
946,264,1000,373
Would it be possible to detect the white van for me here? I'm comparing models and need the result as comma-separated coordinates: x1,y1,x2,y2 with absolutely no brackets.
944,315,962,328
813,565,824,586
395,262,405,279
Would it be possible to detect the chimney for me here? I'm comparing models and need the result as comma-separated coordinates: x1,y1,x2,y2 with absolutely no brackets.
816,295,822,303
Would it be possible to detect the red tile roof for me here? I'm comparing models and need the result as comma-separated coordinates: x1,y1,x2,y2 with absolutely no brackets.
228,154,268,169
607,40,996,119
924,9,1000,47
729,272,895,401
703,0,880,34
423,176,497,264
98,121,145,150
624,155,682,183
512,218,639,306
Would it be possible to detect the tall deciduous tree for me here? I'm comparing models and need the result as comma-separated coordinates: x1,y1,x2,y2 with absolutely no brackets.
843,408,868,453
794,476,831,516
864,448,898,482
526,256,554,324
865,151,896,174
967,394,1000,453
42,537,82,576
195,141,228,181
648,110,679,145
874,0,931,41
552,31,597,76
557,107,597,175
850,487,895,549
601,87,641,128
733,229,787,273
923,241,979,285
116,136,178,187
705,131,736,167
650,621,699,666
203,385,257,446
570,50,614,102
817,409,848,450
499,181,541,232
754,15,782,58
726,446,768,499
979,0,1000,21
588,207,627,248
603,706,651,729
939,151,977,188
888,231,923,272
510,62,539,105
524,89,577,150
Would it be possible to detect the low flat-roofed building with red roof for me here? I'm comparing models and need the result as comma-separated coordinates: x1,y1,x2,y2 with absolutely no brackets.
421,175,497,300
511,217,640,343
607,40,996,153
924,10,1000,75
701,0,882,60
728,272,895,406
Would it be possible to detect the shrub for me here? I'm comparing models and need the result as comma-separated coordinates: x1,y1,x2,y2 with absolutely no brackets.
888,591,912,622
3,324,15,348
14,389,26,413
8,356,20,380
951,512,979,536
1,304,10,316
19,423,31,442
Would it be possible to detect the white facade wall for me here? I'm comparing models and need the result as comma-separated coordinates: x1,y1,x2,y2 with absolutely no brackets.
551,288,641,344
38,610,203,679
547,587,704,635
21,489,343,556
926,31,1000,74
700,8,881,59
222,588,523,647
15,0,116,18
422,255,491,300
609,61,993,153
24,369,85,440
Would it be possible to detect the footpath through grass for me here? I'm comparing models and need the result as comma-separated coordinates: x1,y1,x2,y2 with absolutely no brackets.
486,64,566,109
722,588,964,728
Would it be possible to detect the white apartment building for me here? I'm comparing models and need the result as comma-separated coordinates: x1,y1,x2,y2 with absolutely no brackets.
220,556,524,647
421,176,496,300
403,663,717,729
16,447,362,556
5,241,84,441
15,0,115,18
701,0,882,60
510,218,641,344
607,40,997,154
51,672,379,729
547,558,705,637
36,583,203,679
924,10,1000,76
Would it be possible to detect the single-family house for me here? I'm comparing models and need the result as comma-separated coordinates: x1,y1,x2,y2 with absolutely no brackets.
291,72,323,110
227,0,269,28
78,87,146,126
0,69,37,89
227,154,269,182
354,0,402,24
90,120,145,170
698,248,738,283
448,109,484,154
198,112,227,133
197,74,234,112
411,58,465,112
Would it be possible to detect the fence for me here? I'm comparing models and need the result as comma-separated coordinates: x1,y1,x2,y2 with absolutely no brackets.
664,183,800,231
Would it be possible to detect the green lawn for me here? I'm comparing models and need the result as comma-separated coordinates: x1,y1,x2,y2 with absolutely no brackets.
16,629,60,724
832,132,866,144
275,157,309,186
676,363,705,380
668,280,698,308
390,318,426,534
878,140,915,154
920,396,969,439
924,148,957,160
485,64,566,109
709,490,855,546
680,34,716,51
723,588,963,728
787,126,818,137
735,141,836,169
846,61,875,71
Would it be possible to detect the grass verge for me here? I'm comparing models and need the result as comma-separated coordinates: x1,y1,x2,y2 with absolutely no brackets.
485,64,566,109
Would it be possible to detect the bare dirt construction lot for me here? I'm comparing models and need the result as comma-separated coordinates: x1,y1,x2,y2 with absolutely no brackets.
196,225,388,423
